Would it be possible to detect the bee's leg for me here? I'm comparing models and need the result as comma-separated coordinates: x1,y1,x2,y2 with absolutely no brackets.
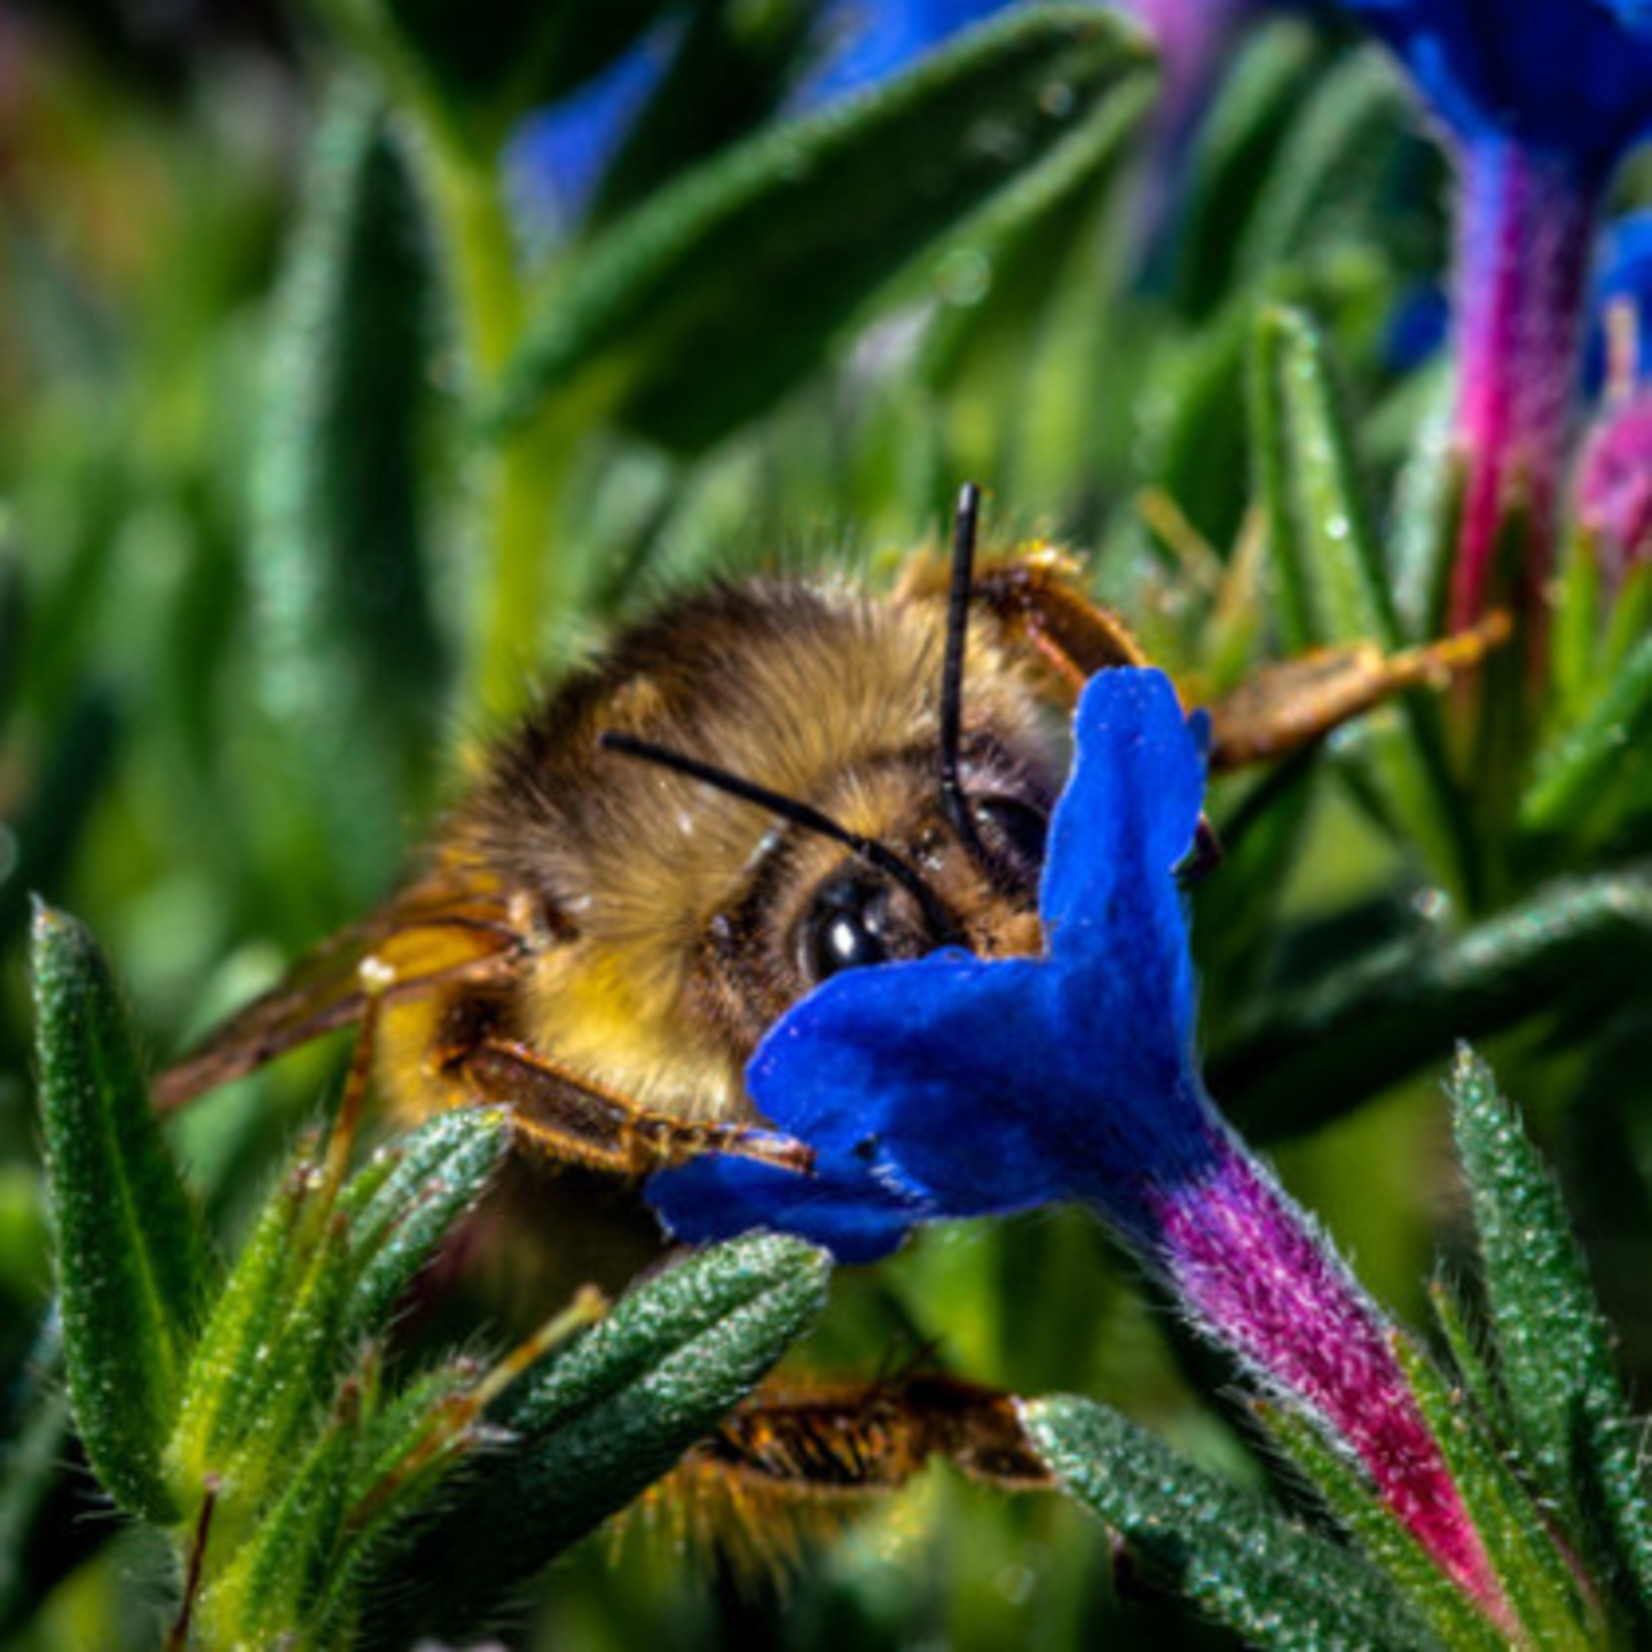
965,555,1508,772
640,1372,1051,1578
1203,612,1510,771
968,557,1152,691
447,1033,815,1179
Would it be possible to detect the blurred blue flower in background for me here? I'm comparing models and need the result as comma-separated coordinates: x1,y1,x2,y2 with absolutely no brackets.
508,25,684,235
1583,212,1652,392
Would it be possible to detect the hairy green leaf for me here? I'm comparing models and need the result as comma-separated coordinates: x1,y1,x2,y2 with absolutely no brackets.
481,7,1154,452
1249,303,1473,892
1259,1401,1499,1652
1025,1395,1436,1650
1450,1049,1652,1622
1521,628,1652,841
249,78,445,912
371,1234,830,1643
1393,1334,1599,1649
30,905,212,1524
343,1107,513,1340
1213,869,1652,1141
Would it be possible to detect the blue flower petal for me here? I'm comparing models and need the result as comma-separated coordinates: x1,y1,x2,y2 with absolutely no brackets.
648,668,1218,1259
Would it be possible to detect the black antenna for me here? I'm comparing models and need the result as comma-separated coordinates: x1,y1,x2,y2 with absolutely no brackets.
599,731,964,945
939,483,992,866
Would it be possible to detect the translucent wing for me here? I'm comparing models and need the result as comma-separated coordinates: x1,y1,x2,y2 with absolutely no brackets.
154,872,527,1113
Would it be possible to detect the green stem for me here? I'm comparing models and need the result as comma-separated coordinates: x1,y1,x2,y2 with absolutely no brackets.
424,152,579,723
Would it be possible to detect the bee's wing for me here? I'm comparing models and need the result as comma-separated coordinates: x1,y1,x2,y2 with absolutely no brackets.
154,876,525,1113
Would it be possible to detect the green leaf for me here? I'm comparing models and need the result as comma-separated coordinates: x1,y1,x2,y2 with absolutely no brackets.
248,78,446,911
342,1108,513,1340
1449,1049,1652,1621
1521,626,1652,841
30,904,212,1524
1024,1395,1437,1650
170,1164,352,1508
481,6,1155,453
169,1170,310,1488
372,1234,830,1643
1259,1401,1500,1652
209,1389,364,1648
1172,19,1321,317
1238,49,1439,290
1212,869,1652,1141
1390,393,1463,645
1249,303,1397,651
363,0,670,151
1248,304,1474,892
1393,1335,1599,1649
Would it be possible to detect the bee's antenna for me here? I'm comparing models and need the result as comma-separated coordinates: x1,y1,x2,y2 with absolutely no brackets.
599,731,964,946
938,483,993,869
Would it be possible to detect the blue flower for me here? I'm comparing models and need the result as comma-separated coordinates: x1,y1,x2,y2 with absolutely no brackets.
648,668,1512,1617
1340,0,1652,176
648,667,1216,1262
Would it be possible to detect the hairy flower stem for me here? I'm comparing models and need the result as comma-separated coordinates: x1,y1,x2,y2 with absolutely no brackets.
1450,139,1597,637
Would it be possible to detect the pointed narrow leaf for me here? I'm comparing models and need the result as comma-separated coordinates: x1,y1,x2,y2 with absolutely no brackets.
1393,1334,1599,1648
1248,304,1472,889
30,905,212,1523
207,1393,363,1648
1213,870,1652,1140
170,1169,310,1486
1260,1401,1500,1651
250,78,444,908
1450,1049,1652,1618
373,1234,829,1642
343,1108,512,1340
1239,51,1434,286
1250,304,1397,650
481,8,1154,451
1024,1396,1437,1650
1428,1281,1509,1445
1521,627,1652,838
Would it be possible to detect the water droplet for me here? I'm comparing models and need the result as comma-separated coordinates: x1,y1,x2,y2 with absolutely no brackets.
936,246,991,308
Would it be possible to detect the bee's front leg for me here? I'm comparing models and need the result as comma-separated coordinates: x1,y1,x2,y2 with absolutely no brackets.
441,1027,814,1180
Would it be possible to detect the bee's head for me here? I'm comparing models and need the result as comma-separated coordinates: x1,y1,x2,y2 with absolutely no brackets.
599,485,1057,1055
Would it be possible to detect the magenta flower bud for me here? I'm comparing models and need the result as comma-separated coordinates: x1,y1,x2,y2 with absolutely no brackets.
1577,391,1652,587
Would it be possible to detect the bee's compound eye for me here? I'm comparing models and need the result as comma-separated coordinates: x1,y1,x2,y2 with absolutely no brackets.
973,795,1049,874
800,871,896,983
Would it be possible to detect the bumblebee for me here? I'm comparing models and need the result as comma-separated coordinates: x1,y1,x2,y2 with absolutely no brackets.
157,486,1497,1191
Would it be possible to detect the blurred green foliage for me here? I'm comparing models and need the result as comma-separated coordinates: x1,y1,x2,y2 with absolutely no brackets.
3,0,1652,1646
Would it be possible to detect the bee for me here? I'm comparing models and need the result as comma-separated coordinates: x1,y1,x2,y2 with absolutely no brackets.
152,485,1503,1551
156,485,1501,1186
